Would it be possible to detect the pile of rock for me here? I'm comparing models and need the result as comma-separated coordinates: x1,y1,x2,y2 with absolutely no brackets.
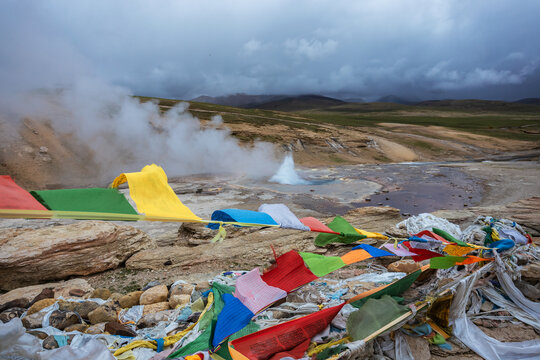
0,278,209,350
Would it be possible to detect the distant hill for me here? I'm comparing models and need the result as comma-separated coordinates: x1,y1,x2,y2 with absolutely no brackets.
416,99,540,113
376,95,419,105
190,93,287,107
248,94,346,111
514,98,540,106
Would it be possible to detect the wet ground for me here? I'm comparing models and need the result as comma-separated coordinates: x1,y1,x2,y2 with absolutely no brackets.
170,160,502,219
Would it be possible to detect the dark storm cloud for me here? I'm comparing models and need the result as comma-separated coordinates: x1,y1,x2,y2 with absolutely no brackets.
1,0,539,100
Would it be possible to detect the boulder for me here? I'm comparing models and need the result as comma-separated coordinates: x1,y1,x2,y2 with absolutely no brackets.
104,321,137,337
108,292,123,303
0,298,29,313
58,301,99,320
48,310,81,330
88,304,117,324
42,335,60,350
169,294,191,309
137,310,174,329
178,222,215,246
0,279,93,305
27,298,56,315
22,312,45,329
64,323,89,333
91,288,112,300
170,283,194,297
140,285,168,305
521,263,540,281
85,322,106,334
0,307,25,323
28,330,48,340
0,221,155,290
29,288,54,306
119,291,143,309
143,302,170,315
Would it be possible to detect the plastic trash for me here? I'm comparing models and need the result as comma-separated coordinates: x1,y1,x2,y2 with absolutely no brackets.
0,318,41,359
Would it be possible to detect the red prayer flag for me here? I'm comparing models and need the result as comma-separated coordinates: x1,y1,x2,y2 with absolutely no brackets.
299,217,340,234
0,176,48,210
261,250,318,293
230,304,344,360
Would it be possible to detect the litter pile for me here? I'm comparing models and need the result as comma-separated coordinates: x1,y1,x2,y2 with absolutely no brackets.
1,209,538,359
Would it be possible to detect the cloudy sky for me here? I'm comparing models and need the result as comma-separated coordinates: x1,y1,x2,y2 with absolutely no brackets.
1,0,539,101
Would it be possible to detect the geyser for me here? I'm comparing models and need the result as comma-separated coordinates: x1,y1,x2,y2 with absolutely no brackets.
269,153,310,185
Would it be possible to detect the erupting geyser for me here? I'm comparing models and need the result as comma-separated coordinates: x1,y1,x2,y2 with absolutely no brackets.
269,153,310,185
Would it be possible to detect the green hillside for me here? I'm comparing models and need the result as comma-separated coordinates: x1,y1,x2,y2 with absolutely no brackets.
136,96,540,141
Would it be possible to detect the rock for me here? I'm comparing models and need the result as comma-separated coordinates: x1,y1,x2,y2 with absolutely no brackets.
58,301,99,320
104,321,137,337
91,288,112,300
0,279,94,305
170,283,194,297
48,310,81,330
0,307,25,323
42,335,59,349
387,259,421,273
29,288,54,306
22,312,45,329
43,334,74,349
27,298,57,315
521,263,540,281
516,280,540,301
85,322,106,334
137,310,174,329
108,292,123,303
64,323,89,333
27,330,48,340
195,282,210,291
142,281,161,291
169,294,191,309
178,223,215,246
68,289,87,297
143,301,170,315
119,291,143,309
343,206,405,237
126,227,317,271
404,334,431,360
0,221,155,290
0,298,29,313
88,305,117,324
140,285,168,305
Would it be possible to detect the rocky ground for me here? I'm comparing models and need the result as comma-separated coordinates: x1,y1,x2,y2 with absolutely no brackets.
1,111,539,358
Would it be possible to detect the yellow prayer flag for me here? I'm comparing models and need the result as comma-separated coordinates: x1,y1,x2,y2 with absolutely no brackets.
111,164,200,221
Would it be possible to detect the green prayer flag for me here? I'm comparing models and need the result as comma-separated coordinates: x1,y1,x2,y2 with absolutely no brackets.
299,252,346,277
429,256,466,269
30,188,137,215
432,228,469,247
169,283,234,358
347,295,409,341
350,269,422,308
315,216,365,247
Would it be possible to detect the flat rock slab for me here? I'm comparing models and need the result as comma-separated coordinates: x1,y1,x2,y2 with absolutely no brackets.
0,278,93,305
0,221,154,290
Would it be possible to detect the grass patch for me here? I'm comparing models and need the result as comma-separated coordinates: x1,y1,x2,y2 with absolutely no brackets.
328,153,347,163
